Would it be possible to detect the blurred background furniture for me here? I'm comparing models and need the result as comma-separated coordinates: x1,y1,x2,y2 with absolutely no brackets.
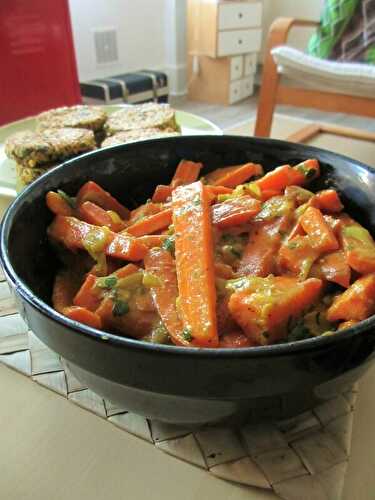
187,0,263,105
0,0,81,126
255,17,375,138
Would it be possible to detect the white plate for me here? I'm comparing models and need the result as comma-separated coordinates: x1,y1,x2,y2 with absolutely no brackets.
0,106,222,215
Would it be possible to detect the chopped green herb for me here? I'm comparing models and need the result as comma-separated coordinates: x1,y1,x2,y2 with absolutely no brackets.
57,190,76,208
287,322,311,342
162,236,175,254
192,194,201,206
96,275,118,289
112,300,129,317
182,327,193,342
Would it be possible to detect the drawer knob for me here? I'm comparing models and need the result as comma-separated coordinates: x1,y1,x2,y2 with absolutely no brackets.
238,39,243,44
238,12,243,18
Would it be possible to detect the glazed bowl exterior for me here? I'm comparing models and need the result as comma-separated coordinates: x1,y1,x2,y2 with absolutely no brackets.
2,135,375,425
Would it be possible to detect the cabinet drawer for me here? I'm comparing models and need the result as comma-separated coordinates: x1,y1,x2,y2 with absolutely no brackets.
218,2,262,30
240,76,254,99
218,29,261,57
230,56,243,81
244,53,257,76
229,80,242,104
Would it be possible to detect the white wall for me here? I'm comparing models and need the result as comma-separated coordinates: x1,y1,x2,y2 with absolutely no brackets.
68,0,187,95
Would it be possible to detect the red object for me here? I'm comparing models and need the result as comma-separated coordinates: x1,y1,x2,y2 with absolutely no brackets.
0,0,81,126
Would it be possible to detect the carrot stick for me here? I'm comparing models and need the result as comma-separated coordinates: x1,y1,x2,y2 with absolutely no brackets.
278,235,320,279
63,306,102,329
228,276,322,345
126,209,172,236
256,165,294,192
313,190,343,213
210,163,263,188
204,165,240,184
293,159,320,183
327,273,375,322
73,273,102,311
170,159,202,188
340,216,375,274
76,181,129,219
144,247,190,346
172,181,218,347
219,331,254,348
215,261,234,279
300,206,339,253
46,191,74,217
310,250,351,288
152,185,173,203
48,216,147,261
237,218,288,277
78,201,125,232
52,269,81,313
129,201,162,223
137,234,168,248
212,196,261,228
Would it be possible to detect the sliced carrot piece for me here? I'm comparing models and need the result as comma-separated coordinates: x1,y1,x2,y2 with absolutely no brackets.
237,217,288,277
256,165,294,192
293,159,320,183
46,191,74,217
137,234,168,248
126,209,172,236
313,190,343,213
206,185,233,196
310,250,351,288
219,331,254,348
278,235,320,279
212,196,261,228
340,216,375,274
204,164,241,184
144,247,190,346
170,159,202,189
78,201,125,232
300,206,339,253
48,216,147,261
76,181,129,219
129,202,162,223
52,269,81,313
215,261,234,279
63,306,102,329
73,273,102,311
172,181,218,347
211,163,263,188
261,189,282,201
327,274,375,322
152,185,173,203
228,276,322,345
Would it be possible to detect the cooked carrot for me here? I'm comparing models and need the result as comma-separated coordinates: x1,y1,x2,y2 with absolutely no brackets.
313,190,343,213
256,165,294,192
212,196,261,228
48,216,147,261
340,217,375,274
211,163,263,188
73,273,102,311
300,206,339,253
310,250,350,288
144,247,190,346
206,185,233,195
52,269,81,313
278,235,320,279
293,159,320,183
219,331,254,348
215,261,234,279
128,201,162,223
228,276,322,345
172,181,218,347
78,201,125,232
114,263,140,278
170,159,202,189
152,185,173,203
46,191,74,217
327,274,375,322
126,208,172,236
237,218,288,277
337,320,359,330
63,306,102,329
288,221,304,240
76,181,129,219
261,189,282,201
204,164,241,184
137,234,168,248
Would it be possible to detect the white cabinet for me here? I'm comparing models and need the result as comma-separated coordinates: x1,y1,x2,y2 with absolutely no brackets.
229,80,242,104
218,29,262,57
244,53,257,76
230,56,243,81
218,2,262,30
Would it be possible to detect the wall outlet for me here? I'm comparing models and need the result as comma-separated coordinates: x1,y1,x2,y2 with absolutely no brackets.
94,29,118,64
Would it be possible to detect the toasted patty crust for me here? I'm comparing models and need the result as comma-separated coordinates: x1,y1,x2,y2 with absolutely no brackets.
36,105,107,132
101,127,180,147
104,103,179,136
5,128,96,168
15,163,55,187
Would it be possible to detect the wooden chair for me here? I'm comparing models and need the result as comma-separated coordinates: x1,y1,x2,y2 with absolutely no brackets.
255,17,375,138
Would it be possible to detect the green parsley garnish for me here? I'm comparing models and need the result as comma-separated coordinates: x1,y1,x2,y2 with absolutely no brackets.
182,327,193,342
57,190,76,208
162,236,175,254
96,276,118,289
112,300,129,317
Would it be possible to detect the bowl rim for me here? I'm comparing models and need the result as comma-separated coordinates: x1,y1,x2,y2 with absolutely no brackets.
2,134,375,359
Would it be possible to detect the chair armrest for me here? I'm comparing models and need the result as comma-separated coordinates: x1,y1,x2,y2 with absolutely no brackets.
267,17,319,50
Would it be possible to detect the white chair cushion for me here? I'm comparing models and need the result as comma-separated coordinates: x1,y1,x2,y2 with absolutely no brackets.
271,46,375,98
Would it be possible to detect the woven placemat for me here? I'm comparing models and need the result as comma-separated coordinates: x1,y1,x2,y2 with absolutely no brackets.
0,268,357,500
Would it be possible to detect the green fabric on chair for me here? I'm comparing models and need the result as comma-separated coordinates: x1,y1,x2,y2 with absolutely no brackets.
308,0,360,59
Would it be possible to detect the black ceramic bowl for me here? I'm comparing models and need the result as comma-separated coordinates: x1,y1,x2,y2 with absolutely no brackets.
2,135,375,425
